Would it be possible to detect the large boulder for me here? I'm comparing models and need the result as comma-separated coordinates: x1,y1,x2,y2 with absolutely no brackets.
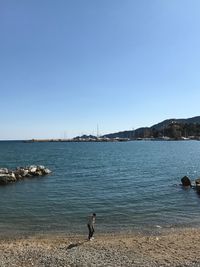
0,168,8,174
181,176,192,187
0,173,16,185
15,169,29,177
29,167,37,174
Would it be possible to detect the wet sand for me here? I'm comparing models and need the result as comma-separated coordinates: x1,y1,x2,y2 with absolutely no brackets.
1,228,200,266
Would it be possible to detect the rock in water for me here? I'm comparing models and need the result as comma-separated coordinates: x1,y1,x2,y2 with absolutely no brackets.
0,176,9,185
195,178,200,193
196,178,200,185
181,176,192,187
0,168,8,174
30,167,37,173
43,168,51,175
0,173,16,185
0,166,51,186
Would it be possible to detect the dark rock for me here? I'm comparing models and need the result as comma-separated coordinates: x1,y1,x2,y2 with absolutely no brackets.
0,176,9,185
0,173,16,184
33,171,42,176
195,178,200,193
181,176,192,187
15,173,22,179
196,178,200,185
15,169,29,178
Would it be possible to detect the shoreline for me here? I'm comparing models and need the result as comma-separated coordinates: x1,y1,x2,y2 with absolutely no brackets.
0,222,197,240
1,227,200,266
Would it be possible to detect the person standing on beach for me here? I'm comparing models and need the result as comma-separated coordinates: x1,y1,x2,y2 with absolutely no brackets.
87,213,96,240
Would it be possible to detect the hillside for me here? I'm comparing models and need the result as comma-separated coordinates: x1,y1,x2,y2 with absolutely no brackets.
103,116,200,139
151,116,200,131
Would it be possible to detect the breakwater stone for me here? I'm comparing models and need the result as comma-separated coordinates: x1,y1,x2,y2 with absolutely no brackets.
181,176,192,187
0,166,51,185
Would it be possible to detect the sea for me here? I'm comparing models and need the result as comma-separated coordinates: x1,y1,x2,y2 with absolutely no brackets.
0,140,200,236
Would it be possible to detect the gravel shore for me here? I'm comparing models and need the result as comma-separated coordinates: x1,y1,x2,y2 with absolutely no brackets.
1,228,200,266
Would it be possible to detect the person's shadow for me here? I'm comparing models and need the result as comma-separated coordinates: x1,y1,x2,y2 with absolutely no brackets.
66,240,88,250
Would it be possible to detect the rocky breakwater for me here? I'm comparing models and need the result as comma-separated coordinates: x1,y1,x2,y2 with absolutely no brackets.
0,165,51,185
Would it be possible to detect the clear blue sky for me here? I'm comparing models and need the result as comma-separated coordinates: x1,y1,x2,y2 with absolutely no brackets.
1,0,200,139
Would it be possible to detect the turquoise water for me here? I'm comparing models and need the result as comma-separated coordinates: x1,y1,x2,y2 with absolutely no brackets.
0,141,200,235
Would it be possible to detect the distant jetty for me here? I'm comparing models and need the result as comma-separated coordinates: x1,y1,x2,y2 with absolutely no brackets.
25,137,130,143
25,136,199,143
0,166,51,185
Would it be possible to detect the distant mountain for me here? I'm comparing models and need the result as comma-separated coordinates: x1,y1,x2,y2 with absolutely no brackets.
151,116,200,131
103,116,200,139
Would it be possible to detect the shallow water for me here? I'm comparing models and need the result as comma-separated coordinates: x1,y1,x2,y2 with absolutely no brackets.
0,140,200,235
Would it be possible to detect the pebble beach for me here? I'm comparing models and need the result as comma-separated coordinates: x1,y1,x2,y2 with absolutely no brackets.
1,228,200,267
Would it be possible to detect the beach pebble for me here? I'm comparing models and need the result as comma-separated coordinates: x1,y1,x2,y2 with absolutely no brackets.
1,230,200,267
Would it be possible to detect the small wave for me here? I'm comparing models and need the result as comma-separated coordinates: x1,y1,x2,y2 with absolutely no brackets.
155,225,162,228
